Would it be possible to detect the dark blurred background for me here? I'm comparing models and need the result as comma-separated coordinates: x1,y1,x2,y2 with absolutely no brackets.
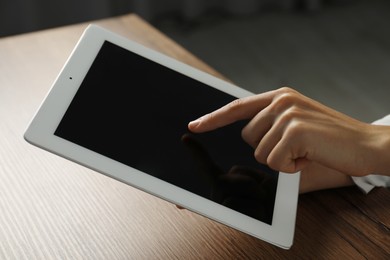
1,0,389,122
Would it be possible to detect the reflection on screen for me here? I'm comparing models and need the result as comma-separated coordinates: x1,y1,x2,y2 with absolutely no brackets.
54,41,278,225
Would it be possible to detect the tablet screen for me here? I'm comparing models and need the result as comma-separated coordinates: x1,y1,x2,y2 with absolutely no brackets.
54,41,278,225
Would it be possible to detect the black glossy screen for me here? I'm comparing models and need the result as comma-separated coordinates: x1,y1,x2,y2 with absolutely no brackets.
55,41,278,225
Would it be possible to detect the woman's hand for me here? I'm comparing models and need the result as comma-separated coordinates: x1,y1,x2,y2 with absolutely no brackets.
188,87,390,179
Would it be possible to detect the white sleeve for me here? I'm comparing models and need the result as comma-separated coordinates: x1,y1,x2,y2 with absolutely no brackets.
351,114,390,194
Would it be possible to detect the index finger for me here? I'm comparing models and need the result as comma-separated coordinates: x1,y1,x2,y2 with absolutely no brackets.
188,90,276,133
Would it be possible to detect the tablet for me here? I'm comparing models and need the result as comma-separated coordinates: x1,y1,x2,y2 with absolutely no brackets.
24,24,300,249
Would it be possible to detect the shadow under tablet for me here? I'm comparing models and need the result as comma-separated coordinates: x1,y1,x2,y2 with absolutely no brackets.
54,41,278,225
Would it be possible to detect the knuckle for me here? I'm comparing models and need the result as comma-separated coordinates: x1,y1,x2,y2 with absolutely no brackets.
266,156,277,169
204,112,215,122
254,139,271,165
270,92,299,114
279,107,302,122
240,127,257,148
226,98,245,113
274,102,305,128
240,126,249,141
199,112,216,126
276,92,298,106
277,86,297,95
240,122,251,136
284,117,306,137
274,108,307,137
254,148,267,165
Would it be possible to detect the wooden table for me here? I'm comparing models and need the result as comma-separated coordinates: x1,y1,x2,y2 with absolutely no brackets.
1,14,389,259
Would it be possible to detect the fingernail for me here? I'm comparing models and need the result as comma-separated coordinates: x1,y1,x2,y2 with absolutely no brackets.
188,119,201,128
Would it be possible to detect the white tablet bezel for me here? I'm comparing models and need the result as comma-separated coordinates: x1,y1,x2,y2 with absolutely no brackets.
24,24,300,249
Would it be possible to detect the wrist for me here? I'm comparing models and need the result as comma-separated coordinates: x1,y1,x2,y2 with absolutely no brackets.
299,163,354,194
367,125,390,176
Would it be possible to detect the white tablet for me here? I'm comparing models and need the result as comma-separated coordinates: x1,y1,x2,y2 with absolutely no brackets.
24,24,300,249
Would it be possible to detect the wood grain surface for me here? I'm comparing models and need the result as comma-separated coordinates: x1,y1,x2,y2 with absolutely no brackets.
0,13,389,259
